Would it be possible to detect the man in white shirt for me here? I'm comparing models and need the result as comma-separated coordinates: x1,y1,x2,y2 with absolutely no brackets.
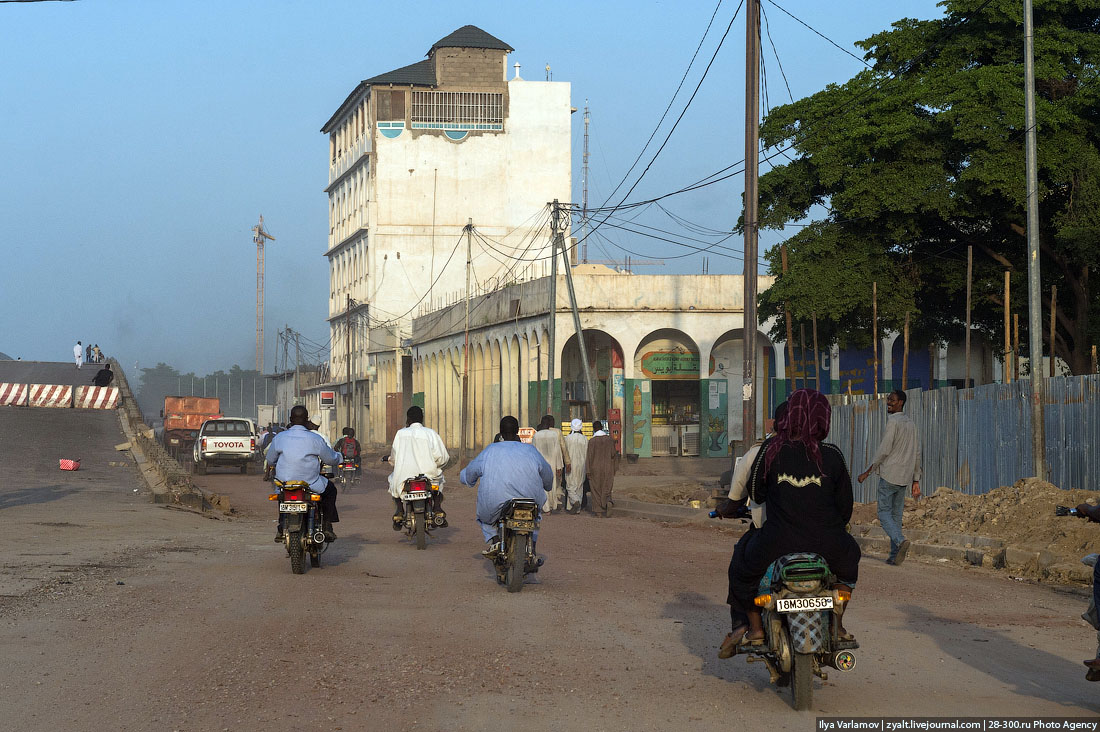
532,415,569,513
73,341,84,369
387,406,452,529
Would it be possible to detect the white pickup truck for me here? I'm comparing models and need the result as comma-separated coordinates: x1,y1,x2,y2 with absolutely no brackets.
192,418,258,475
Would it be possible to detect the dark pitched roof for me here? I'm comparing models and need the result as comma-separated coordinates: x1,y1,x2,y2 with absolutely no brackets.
429,25,512,54
364,59,436,86
321,60,437,132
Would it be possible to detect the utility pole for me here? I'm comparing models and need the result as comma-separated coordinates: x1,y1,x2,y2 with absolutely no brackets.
872,281,879,395
1049,285,1057,377
345,294,353,433
461,219,472,461
902,311,910,389
556,201,598,420
547,202,560,417
780,244,796,393
582,101,590,264
1004,270,1012,384
1023,0,1046,478
965,245,973,388
741,0,761,445
252,216,275,373
294,330,301,401
812,312,820,390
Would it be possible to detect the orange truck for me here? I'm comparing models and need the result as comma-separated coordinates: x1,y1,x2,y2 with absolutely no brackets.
162,396,222,460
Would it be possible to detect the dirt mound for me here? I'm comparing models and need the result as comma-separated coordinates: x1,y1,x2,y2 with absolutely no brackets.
852,478,1100,577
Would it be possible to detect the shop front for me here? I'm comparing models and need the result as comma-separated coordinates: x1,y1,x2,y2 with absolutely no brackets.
630,330,702,458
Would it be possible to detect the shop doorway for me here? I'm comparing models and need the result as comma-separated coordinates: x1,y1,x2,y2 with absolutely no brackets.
634,329,701,456
560,329,624,421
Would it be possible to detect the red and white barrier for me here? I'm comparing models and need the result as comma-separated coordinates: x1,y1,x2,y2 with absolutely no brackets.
74,386,120,409
28,384,73,408
0,383,28,406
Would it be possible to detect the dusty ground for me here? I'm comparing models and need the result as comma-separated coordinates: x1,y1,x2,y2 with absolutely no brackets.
3,412,1099,730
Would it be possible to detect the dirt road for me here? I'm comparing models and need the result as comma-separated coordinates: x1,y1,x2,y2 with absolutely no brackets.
1,413,1097,730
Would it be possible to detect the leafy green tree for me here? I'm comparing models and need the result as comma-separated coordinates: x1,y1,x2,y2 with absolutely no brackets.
755,0,1100,373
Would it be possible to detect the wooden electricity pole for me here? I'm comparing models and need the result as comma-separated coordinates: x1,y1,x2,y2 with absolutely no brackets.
547,203,559,417
780,244,796,391
902,311,910,390
741,0,761,444
1004,270,1012,383
965,245,973,388
812,312,820,390
872,281,879,396
1049,285,1058,377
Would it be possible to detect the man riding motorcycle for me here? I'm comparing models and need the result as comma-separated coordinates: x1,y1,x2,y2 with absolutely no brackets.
265,405,342,542
334,427,362,475
387,406,452,529
461,415,553,556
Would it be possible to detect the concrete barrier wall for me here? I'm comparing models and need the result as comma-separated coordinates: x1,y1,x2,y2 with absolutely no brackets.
28,384,73,408
74,386,121,409
0,383,27,406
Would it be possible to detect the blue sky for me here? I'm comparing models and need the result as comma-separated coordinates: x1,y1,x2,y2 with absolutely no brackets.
0,0,945,374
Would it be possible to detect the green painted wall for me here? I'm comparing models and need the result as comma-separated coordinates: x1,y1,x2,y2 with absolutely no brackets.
625,378,652,457
412,392,424,409
700,379,730,458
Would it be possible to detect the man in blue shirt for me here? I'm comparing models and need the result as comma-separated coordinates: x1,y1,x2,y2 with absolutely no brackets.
265,405,342,542
461,415,553,556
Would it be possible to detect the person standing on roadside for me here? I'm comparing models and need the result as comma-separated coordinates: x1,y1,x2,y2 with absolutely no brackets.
563,418,589,514
74,341,84,369
857,390,921,565
532,415,569,514
585,420,619,517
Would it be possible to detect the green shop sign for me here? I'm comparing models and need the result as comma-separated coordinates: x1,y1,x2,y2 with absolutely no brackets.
639,350,700,380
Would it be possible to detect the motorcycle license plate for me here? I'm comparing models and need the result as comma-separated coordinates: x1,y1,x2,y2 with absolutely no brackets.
776,596,833,613
279,503,309,513
505,519,536,530
404,491,430,500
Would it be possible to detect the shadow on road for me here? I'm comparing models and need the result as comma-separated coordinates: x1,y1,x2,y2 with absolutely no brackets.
898,603,1091,707
0,484,80,511
320,532,376,566
661,591,768,690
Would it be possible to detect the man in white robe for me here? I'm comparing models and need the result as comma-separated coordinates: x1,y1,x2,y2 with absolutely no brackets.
532,415,568,513
563,418,589,514
73,341,84,369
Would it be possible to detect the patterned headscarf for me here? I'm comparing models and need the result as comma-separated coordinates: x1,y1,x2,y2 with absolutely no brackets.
764,388,831,474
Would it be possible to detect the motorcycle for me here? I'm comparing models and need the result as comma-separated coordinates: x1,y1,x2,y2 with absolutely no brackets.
399,475,446,550
338,461,359,491
1056,506,1100,681
492,498,542,593
711,505,857,710
269,479,327,574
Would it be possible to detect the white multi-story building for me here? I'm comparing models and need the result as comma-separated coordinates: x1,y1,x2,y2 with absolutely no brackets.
318,25,571,444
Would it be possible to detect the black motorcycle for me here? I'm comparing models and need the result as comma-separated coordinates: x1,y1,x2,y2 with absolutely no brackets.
399,475,446,550
270,479,327,574
492,498,542,592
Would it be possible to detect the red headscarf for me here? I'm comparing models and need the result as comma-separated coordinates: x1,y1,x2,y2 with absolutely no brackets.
764,388,831,474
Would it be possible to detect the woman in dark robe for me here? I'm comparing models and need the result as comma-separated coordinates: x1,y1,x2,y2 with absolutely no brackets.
727,388,860,644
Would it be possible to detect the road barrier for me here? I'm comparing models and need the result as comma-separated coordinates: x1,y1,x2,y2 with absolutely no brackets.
0,382,27,406
28,384,73,408
74,385,121,409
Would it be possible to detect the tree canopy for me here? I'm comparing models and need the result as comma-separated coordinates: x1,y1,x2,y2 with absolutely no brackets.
755,0,1100,373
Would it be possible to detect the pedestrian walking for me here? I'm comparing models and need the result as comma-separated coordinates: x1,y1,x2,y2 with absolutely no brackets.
857,389,922,565
91,362,114,387
563,418,589,514
585,420,619,517
532,415,569,513
73,341,84,369
85,344,92,363
92,344,102,363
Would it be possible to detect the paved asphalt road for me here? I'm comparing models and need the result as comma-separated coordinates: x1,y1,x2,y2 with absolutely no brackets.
0,359,108,388
0,405,1097,731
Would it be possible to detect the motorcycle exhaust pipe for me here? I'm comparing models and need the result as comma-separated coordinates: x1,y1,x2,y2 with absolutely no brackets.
825,650,857,671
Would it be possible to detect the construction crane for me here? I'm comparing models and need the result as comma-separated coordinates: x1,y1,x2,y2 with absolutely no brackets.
252,215,275,373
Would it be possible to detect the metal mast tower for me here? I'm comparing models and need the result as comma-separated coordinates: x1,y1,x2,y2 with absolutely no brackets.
582,101,590,263
252,215,275,373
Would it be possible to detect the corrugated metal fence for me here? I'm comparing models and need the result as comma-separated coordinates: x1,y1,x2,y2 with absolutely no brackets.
827,375,1100,503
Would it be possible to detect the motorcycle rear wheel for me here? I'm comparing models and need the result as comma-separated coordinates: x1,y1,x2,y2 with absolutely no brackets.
414,512,427,550
288,530,305,574
790,651,813,710
506,533,528,593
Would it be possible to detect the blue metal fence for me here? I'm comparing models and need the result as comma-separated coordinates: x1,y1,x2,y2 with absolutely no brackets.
827,375,1100,502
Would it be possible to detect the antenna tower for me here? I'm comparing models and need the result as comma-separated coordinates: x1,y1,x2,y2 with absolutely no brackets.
582,101,590,263
252,215,275,373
